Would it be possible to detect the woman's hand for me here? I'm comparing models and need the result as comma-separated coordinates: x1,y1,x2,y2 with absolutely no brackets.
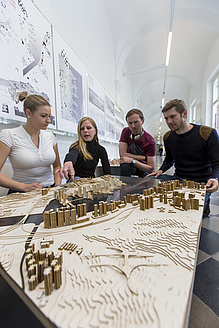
55,161,75,181
21,182,44,192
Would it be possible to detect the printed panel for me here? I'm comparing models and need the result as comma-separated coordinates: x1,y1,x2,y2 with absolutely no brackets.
115,113,125,143
87,70,105,140
0,0,56,126
105,91,115,142
53,29,86,134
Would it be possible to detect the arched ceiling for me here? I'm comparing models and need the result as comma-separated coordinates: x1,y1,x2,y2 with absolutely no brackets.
105,0,219,138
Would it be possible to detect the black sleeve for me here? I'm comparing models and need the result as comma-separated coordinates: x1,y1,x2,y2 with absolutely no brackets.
159,136,174,172
64,147,79,165
99,145,111,175
207,129,219,179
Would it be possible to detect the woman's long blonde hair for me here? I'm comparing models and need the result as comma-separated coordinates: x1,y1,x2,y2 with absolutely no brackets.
70,117,99,160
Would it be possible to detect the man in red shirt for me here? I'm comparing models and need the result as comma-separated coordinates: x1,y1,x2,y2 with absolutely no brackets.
119,108,156,177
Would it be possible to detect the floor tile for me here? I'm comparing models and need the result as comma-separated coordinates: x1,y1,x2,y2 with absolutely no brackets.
210,197,219,205
202,216,219,234
193,258,219,315
209,203,219,216
198,227,219,255
196,250,210,265
189,294,219,328
0,274,44,328
212,251,219,262
210,192,219,201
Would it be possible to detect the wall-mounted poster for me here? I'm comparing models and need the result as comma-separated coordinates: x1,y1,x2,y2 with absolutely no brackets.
87,71,105,140
0,0,56,126
115,110,125,143
53,29,86,134
105,92,115,142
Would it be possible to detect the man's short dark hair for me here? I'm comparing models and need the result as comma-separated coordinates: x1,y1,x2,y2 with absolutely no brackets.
162,99,187,115
126,108,144,121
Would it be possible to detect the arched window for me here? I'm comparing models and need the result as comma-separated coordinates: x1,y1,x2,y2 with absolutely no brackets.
190,99,196,123
212,77,219,131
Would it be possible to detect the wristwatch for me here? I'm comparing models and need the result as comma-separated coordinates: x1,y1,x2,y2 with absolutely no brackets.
132,159,136,164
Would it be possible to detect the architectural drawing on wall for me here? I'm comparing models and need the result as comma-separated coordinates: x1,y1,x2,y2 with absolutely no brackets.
0,0,56,126
115,114,125,142
53,29,86,134
105,92,116,142
87,70,105,139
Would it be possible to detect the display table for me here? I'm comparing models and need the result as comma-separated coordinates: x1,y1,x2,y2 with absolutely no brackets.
0,176,205,328
95,165,120,177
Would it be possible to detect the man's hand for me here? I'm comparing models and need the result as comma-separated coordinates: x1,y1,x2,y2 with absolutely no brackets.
206,178,219,193
55,161,75,181
146,170,163,178
120,156,134,164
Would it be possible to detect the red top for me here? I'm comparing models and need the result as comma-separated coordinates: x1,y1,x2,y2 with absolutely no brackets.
119,127,156,158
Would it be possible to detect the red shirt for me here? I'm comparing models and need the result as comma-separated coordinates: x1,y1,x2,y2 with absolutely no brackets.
119,127,156,157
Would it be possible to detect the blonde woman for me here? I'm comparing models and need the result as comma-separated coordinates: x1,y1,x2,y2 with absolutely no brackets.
0,91,61,194
57,117,111,181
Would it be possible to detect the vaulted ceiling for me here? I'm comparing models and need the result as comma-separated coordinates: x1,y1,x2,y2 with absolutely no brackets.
105,0,219,138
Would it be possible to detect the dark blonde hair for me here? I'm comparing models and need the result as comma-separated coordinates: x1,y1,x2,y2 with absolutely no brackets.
126,108,144,121
162,99,187,115
18,91,51,117
70,117,98,160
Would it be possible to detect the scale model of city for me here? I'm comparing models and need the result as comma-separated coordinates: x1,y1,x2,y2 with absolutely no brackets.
0,175,206,328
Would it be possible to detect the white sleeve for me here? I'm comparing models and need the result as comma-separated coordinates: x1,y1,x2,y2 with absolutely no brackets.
0,129,13,148
51,132,57,147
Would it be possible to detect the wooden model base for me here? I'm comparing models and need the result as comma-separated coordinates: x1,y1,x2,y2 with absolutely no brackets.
0,177,205,328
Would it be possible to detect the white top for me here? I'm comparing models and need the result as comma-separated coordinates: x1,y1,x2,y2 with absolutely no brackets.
0,126,57,187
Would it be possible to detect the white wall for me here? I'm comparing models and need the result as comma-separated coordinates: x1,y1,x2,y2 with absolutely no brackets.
201,37,219,126
33,0,116,101
186,36,219,126
0,0,131,185
31,0,129,159
35,0,134,112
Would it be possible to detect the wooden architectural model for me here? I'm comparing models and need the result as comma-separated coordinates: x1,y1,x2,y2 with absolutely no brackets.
0,176,206,328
